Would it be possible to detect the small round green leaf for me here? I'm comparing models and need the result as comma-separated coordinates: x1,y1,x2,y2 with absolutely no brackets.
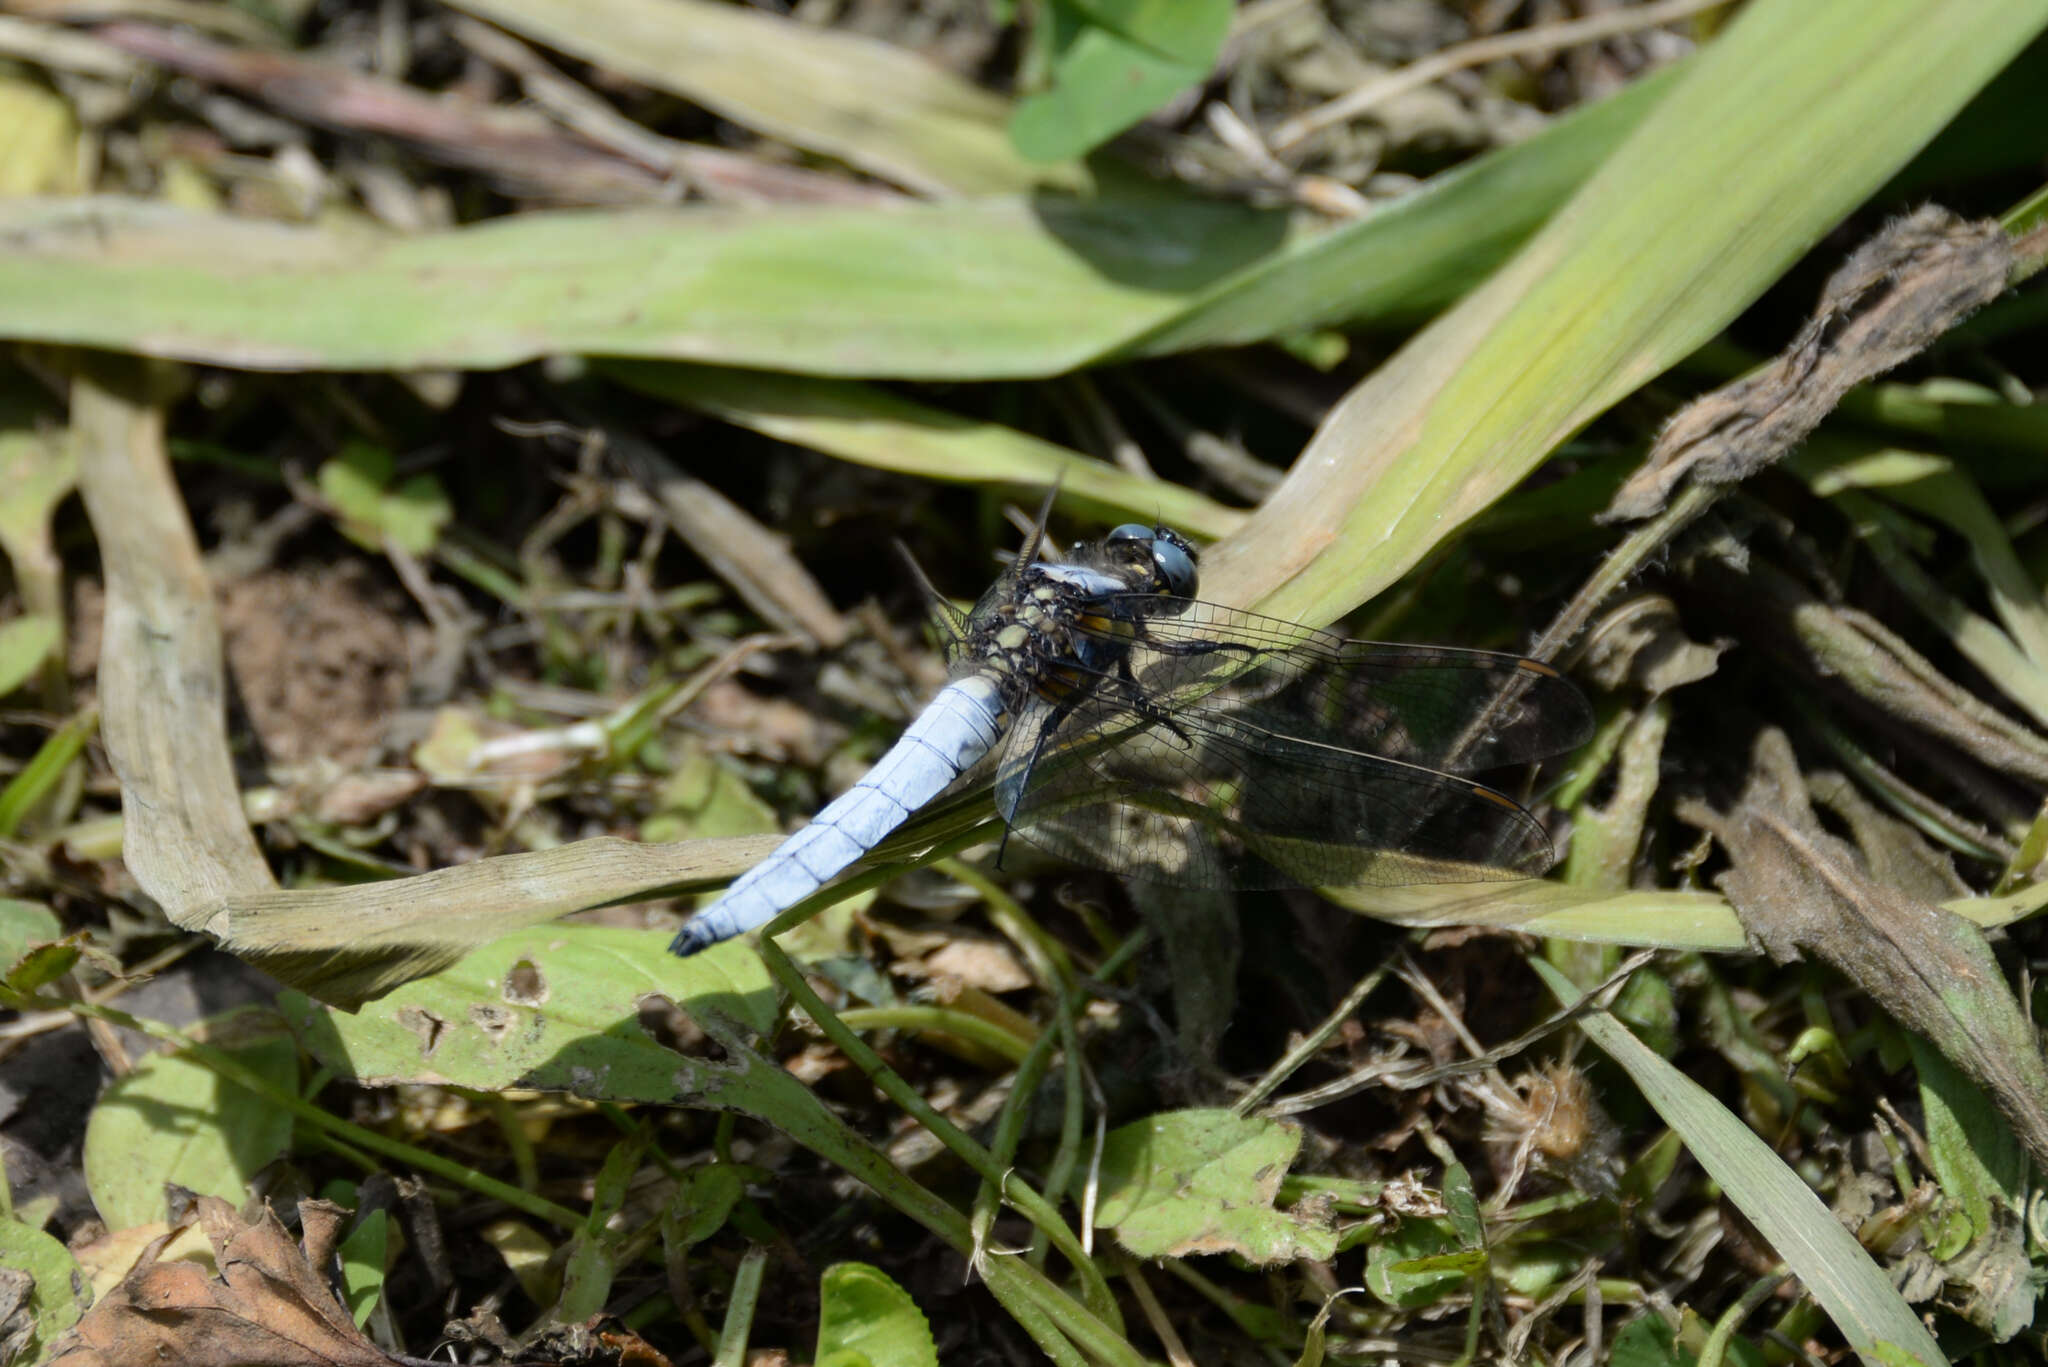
815,1262,938,1367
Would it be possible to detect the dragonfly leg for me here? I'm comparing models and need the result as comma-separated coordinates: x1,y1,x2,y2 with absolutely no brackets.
1113,652,1201,751
995,684,1090,870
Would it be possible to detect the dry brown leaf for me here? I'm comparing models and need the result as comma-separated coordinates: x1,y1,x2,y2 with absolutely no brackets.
1606,205,2013,521
1676,729,2048,1171
74,358,279,919
1692,550,2048,789
915,932,1034,994
1578,595,1725,695
50,1196,393,1367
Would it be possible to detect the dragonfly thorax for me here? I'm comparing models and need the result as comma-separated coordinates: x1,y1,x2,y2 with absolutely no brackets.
949,523,1201,712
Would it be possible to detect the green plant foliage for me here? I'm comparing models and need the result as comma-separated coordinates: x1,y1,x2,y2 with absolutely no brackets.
1534,960,1948,1365
283,925,776,1098
0,899,59,972
337,1208,389,1329
1011,0,1232,162
82,1023,299,1232
316,442,451,556
814,1262,941,1367
1612,1313,1770,1367
10,0,2048,1359
1362,1216,1479,1309
0,1216,91,1362
0,707,94,839
448,0,1082,196
1908,1037,2043,1339
0,615,58,699
1087,1108,1336,1262
0,70,1669,381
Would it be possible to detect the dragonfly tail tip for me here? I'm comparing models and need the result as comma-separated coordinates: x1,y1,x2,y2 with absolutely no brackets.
668,922,716,957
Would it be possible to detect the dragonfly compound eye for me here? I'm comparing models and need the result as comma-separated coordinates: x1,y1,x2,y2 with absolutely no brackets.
1106,523,1153,544
1151,534,1196,598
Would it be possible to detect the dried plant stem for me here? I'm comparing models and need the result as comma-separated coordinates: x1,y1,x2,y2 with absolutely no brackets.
1272,0,1731,151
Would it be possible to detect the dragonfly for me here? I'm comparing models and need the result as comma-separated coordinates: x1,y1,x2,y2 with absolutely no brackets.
669,508,1591,956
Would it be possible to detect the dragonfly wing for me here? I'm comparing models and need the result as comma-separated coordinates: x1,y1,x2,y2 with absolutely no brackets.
994,682,1558,891
1091,598,1592,775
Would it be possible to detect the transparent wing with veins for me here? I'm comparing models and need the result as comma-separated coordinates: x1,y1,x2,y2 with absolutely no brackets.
992,598,1590,889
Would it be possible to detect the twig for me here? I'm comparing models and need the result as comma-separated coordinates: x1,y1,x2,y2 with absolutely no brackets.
1272,0,1731,153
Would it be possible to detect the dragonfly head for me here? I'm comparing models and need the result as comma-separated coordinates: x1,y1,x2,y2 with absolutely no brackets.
1104,523,1198,601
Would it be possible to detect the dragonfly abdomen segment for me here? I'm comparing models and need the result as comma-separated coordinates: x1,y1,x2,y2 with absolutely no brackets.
669,675,1006,955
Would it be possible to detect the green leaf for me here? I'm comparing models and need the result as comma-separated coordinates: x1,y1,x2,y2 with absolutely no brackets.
0,899,60,972
1530,959,1948,1365
1292,1288,1362,1367
82,1024,299,1232
556,1230,617,1325
0,75,82,196
645,744,781,845
1608,1314,1687,1367
556,1138,639,1323
0,1215,91,1362
1335,870,2048,956
1086,1108,1335,1263
316,441,394,540
1012,0,1232,163
0,706,95,839
1,939,79,1001
316,443,449,556
0,614,58,698
1066,0,1231,65
1912,1034,2028,1237
282,924,777,1099
1908,1035,2043,1340
1441,1160,1483,1248
815,1262,940,1367
663,1165,746,1252
1012,21,1209,163
338,1208,389,1328
0,428,76,563
1363,1218,1472,1309
382,473,453,557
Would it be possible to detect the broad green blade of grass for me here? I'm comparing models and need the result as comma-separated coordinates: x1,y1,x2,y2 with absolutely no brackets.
0,194,1288,376
1198,0,2048,623
445,0,1082,197
1337,885,1749,952
596,362,1247,539
0,61,1677,377
1339,868,2048,948
1530,959,1947,1366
